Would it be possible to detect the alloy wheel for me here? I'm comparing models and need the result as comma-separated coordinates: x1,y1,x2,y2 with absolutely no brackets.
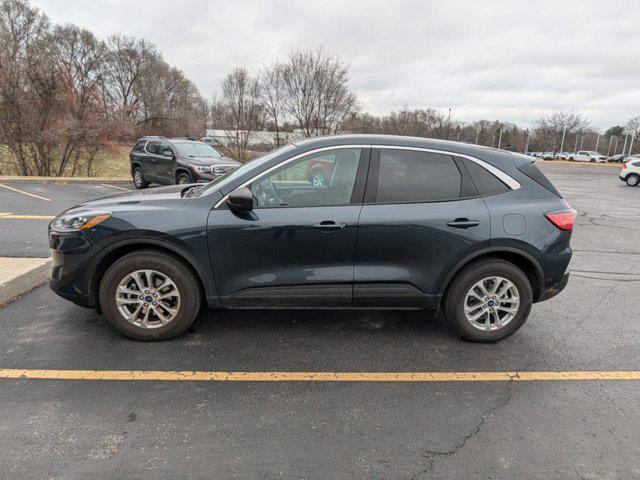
463,276,520,331
115,269,181,329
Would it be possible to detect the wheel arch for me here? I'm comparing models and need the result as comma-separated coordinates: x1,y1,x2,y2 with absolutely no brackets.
130,161,142,175
89,238,219,312
438,247,545,303
175,168,192,183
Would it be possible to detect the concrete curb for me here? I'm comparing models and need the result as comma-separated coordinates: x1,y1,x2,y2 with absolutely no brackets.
0,175,130,184
0,257,52,306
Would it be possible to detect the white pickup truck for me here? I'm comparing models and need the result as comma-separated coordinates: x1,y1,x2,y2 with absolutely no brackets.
567,151,608,163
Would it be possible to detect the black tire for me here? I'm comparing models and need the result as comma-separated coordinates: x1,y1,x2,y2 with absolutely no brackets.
443,258,533,343
590,158,595,163
132,167,149,189
626,173,640,187
568,157,574,161
98,249,202,341
176,171,192,185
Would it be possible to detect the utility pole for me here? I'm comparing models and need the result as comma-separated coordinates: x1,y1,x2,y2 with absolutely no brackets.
607,136,613,156
579,136,584,150
497,129,503,149
475,129,480,145
524,135,529,154
446,108,451,140
629,135,635,155
595,134,600,152
573,134,579,152
560,126,567,154
614,135,619,155
622,134,629,155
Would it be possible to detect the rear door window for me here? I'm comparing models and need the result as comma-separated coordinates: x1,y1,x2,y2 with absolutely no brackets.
375,149,462,203
146,141,160,155
461,158,510,196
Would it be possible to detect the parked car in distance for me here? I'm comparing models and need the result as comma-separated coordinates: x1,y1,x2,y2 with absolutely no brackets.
49,134,574,343
608,154,628,163
129,137,239,188
567,151,607,163
541,152,554,160
619,158,640,186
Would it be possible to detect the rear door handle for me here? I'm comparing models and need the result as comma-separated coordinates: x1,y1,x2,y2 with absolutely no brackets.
313,221,346,231
447,218,480,229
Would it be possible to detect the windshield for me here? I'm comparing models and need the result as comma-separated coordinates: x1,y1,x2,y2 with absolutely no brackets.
173,142,222,158
196,143,298,196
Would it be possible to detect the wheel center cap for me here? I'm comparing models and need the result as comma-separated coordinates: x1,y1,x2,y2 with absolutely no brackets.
487,300,496,307
144,295,153,303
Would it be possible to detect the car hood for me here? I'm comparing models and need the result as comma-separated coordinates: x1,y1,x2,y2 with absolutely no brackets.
183,156,239,166
65,184,191,214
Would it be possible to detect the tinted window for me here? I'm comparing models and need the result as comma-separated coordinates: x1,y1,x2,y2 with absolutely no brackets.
250,148,362,208
132,140,147,151
462,158,510,196
376,150,461,203
146,141,160,155
159,141,173,156
517,161,562,197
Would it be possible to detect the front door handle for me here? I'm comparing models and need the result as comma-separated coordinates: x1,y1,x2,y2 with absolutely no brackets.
313,221,346,232
447,218,480,229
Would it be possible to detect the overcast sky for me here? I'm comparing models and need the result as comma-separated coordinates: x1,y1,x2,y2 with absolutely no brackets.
31,0,640,129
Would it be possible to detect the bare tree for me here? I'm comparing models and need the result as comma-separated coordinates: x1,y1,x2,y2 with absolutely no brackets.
533,110,588,155
214,67,264,161
282,49,358,137
625,116,640,154
260,62,287,146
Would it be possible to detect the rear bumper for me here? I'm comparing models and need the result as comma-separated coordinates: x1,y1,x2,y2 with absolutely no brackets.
536,271,570,302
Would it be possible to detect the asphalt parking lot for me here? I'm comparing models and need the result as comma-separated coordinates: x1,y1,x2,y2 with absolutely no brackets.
1,163,640,479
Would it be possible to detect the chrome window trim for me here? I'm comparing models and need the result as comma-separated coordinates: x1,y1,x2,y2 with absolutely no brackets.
213,144,520,208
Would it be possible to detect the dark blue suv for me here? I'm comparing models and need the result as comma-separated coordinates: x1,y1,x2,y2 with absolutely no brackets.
49,135,574,342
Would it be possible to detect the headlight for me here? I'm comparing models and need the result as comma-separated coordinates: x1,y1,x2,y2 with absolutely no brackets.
190,165,210,173
51,211,112,233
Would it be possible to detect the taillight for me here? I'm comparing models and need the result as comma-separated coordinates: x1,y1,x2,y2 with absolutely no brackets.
545,209,577,231
623,162,629,169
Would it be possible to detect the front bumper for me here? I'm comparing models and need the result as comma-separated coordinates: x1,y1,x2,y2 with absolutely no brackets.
536,271,570,302
49,231,96,308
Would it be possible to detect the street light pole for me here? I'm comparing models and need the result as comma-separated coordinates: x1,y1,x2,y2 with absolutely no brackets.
629,135,635,155
446,108,451,140
497,129,503,149
607,136,613,156
622,134,628,155
573,134,579,152
614,136,619,155
580,136,584,150
595,134,600,152
560,126,567,154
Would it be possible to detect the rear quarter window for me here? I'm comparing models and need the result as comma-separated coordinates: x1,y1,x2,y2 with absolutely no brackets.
132,140,147,152
517,161,562,197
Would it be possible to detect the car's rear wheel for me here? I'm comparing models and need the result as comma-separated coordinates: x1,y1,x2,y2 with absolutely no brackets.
626,174,640,187
99,249,201,341
177,172,192,185
443,258,533,342
132,167,149,189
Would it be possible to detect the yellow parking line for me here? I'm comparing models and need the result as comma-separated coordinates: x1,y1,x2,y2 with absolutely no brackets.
100,183,130,191
0,214,54,219
0,183,51,202
1,369,639,382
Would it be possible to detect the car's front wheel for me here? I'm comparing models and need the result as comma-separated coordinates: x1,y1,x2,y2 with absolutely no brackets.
177,172,192,185
443,258,533,342
99,249,201,341
626,173,639,187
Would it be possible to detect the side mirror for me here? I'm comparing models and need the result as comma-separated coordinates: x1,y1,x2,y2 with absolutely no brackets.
163,149,174,158
227,187,253,212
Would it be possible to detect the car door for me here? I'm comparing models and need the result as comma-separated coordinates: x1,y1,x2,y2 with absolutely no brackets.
143,140,161,181
353,147,491,307
207,147,370,307
156,140,176,184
